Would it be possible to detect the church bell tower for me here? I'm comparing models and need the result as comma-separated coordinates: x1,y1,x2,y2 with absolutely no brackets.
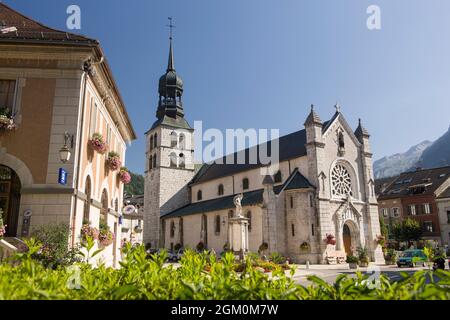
143,18,195,248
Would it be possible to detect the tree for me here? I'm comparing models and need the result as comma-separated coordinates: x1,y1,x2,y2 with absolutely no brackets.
124,172,144,196
392,218,422,243
379,218,389,238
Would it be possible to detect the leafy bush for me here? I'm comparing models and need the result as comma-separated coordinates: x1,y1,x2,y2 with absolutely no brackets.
31,223,82,269
0,240,449,300
346,256,359,263
269,252,286,264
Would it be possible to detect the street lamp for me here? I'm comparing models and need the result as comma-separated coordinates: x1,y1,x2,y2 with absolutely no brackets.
59,132,73,163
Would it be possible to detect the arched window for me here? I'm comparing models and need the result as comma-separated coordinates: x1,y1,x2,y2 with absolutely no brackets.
150,136,154,151
153,154,157,169
197,190,203,201
218,184,224,196
170,221,175,238
154,133,158,148
83,176,91,223
331,164,353,198
246,211,252,232
179,134,186,149
242,178,249,190
338,132,345,150
149,155,153,170
100,189,108,227
274,170,282,183
179,153,185,168
170,131,178,148
215,215,221,234
170,152,177,168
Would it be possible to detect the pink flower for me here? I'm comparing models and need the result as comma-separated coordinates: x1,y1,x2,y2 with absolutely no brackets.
118,169,131,184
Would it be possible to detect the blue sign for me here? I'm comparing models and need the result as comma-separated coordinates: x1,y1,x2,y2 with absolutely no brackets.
58,168,67,185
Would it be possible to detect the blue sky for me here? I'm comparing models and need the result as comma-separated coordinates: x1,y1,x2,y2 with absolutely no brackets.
5,0,450,174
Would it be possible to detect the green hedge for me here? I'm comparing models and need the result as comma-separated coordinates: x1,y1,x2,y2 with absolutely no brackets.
0,240,449,300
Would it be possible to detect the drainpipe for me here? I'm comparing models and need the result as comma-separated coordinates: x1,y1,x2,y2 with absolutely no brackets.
70,60,91,247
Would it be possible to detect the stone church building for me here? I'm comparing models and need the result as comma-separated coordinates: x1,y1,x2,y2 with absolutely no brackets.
144,36,385,264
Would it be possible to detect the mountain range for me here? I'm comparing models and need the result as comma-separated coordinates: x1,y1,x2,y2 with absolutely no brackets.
374,125,450,179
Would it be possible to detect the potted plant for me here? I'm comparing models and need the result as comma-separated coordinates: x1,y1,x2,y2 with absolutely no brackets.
0,107,16,132
106,151,121,171
384,248,398,265
346,255,359,269
300,242,310,253
118,167,132,185
357,246,369,267
98,220,114,248
89,133,108,154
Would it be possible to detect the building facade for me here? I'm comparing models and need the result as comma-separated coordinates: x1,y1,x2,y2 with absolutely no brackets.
377,166,450,245
0,4,136,266
144,35,385,264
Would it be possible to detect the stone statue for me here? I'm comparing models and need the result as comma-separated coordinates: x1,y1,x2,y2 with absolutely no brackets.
233,193,243,217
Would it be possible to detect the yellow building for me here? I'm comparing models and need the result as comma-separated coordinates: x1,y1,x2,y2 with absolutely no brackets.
0,3,136,266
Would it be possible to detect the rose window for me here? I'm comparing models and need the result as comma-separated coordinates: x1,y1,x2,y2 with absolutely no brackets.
331,164,353,197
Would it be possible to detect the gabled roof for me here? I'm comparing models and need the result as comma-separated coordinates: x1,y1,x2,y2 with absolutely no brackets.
437,186,450,199
0,3,97,46
378,166,450,200
161,189,264,219
190,119,331,185
283,168,315,191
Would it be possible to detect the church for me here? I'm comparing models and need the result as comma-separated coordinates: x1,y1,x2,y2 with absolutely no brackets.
144,33,385,264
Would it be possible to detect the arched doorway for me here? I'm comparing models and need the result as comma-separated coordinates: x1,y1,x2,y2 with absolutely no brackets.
0,165,21,237
342,220,360,256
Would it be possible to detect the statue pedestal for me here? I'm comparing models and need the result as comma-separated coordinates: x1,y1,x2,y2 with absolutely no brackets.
228,215,249,260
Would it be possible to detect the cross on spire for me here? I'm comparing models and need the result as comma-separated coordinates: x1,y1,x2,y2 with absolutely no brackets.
166,17,176,71
167,17,175,40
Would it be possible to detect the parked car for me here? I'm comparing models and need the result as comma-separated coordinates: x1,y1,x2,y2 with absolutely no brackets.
397,249,427,268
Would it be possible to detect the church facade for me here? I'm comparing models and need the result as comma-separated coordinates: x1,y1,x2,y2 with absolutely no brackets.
144,37,385,264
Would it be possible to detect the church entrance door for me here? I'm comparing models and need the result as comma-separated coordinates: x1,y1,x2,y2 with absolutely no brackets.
343,224,352,256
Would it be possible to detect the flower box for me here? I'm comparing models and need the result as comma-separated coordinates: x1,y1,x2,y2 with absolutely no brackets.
118,167,131,184
0,108,16,132
89,133,108,154
106,151,122,171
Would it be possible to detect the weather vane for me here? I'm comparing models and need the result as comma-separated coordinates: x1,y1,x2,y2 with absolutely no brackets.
167,17,176,40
